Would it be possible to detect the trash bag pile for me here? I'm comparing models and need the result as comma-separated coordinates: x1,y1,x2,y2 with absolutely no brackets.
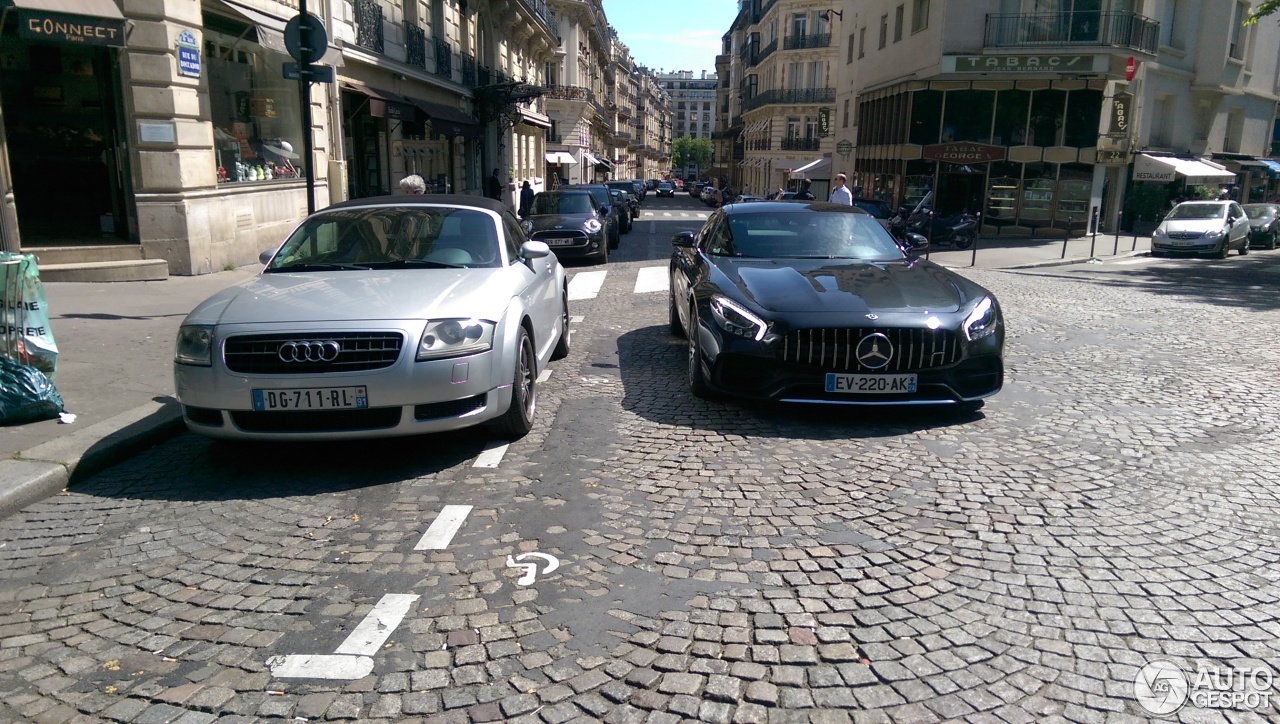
0,252,63,425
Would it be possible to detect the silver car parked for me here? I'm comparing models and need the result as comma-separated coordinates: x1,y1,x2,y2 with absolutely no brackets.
174,196,570,440
1151,200,1250,258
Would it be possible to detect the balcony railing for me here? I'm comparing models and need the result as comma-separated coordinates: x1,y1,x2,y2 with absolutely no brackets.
354,0,383,53
754,38,777,65
742,87,835,112
781,137,821,151
983,11,1160,54
434,37,452,80
405,23,426,69
544,84,593,102
461,52,476,86
748,138,771,151
783,33,830,50
751,0,777,24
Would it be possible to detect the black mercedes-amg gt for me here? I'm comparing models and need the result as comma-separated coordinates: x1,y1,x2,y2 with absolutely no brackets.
668,201,1003,408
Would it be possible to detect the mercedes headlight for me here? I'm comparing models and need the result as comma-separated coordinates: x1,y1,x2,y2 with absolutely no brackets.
1152,227,1167,237
417,319,494,360
710,295,768,342
962,297,998,341
584,218,603,234
1204,227,1224,238
175,325,214,366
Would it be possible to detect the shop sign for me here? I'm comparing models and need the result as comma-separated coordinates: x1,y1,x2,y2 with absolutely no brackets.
836,140,853,159
923,142,1006,164
18,10,127,47
1107,92,1131,137
1133,154,1175,182
941,54,1107,74
176,30,201,78
818,108,831,137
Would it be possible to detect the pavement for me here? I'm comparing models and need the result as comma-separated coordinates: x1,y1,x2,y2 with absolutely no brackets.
0,227,1148,521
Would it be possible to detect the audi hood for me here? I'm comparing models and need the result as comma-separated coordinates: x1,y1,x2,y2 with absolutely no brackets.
713,258,986,314
182,269,518,327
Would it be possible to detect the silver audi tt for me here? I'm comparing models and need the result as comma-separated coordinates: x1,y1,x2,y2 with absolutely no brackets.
174,196,570,440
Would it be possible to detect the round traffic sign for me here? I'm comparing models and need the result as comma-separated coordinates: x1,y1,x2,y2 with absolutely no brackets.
1125,56,1136,81
285,13,328,65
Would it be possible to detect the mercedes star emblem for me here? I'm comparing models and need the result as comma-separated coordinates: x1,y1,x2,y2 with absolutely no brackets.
856,333,893,370
278,340,342,363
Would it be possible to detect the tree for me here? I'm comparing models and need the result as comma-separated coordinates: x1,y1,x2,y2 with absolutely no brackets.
1246,2,1280,23
672,136,714,180
671,136,691,171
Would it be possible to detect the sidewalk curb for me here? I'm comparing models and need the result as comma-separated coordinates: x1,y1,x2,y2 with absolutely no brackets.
1001,249,1148,270
0,400,185,520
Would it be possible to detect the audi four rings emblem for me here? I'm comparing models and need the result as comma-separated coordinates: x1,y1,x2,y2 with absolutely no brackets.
856,333,893,369
277,340,342,363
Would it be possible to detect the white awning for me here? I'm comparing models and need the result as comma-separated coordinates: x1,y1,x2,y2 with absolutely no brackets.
582,152,600,165
1133,154,1236,185
772,158,809,173
7,0,122,18
545,151,577,165
791,156,831,177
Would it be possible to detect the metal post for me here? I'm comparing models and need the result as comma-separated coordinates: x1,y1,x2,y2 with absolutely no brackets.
299,0,316,215
1116,209,1124,252
969,212,979,267
1089,205,1098,259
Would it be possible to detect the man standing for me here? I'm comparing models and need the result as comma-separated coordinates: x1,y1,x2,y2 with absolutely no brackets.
486,168,504,201
829,173,853,205
793,179,815,200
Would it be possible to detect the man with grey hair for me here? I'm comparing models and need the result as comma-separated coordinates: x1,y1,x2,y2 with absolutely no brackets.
400,174,427,194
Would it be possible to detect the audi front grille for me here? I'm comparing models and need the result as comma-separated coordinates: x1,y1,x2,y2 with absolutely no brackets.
777,328,962,373
223,332,404,374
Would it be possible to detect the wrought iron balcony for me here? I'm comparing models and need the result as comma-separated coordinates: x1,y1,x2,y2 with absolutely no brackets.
741,87,835,112
751,0,777,24
754,38,777,65
781,137,821,151
784,33,830,50
434,37,452,80
405,23,426,68
543,84,593,102
461,52,476,87
478,64,492,86
748,138,771,151
354,0,383,53
984,11,1159,54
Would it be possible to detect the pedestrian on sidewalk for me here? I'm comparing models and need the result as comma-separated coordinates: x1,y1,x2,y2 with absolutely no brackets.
400,174,426,194
793,179,815,200
486,168,504,201
829,173,853,205
519,181,535,217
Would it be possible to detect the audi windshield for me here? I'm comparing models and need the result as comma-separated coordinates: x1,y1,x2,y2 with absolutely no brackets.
712,211,905,261
265,208,503,270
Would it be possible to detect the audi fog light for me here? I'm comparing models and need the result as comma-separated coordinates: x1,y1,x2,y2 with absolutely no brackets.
963,297,998,341
175,325,214,366
710,295,768,342
417,319,494,361
584,219,603,233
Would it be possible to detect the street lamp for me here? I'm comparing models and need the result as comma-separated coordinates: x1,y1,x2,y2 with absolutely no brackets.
819,8,843,22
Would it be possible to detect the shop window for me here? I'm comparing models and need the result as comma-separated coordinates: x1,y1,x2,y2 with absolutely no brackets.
1062,89,1102,147
1055,163,1092,233
942,89,994,143
908,90,942,145
206,22,308,185
1028,89,1066,147
1019,162,1056,230
991,89,1029,146
985,161,1021,230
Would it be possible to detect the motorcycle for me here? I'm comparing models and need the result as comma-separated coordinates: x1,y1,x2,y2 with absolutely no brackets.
891,207,978,250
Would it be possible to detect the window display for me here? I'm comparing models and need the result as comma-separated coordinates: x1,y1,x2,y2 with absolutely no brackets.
205,22,306,186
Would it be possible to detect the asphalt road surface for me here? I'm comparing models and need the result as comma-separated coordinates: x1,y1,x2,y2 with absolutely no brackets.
1,194,1278,723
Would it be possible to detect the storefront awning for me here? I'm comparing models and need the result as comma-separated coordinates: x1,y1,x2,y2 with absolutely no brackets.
1261,159,1280,178
341,82,414,121
582,152,600,166
407,98,481,137
545,151,577,165
791,156,831,178
1133,154,1236,185
215,0,343,66
5,0,122,17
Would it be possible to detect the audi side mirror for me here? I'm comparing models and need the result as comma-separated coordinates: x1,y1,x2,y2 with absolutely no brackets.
672,231,696,247
521,240,551,260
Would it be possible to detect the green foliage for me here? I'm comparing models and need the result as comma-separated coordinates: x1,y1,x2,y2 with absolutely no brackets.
1124,184,1169,223
671,137,713,175
1245,1,1280,24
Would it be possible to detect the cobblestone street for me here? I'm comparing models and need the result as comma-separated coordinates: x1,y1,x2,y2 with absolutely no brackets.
1,210,1278,723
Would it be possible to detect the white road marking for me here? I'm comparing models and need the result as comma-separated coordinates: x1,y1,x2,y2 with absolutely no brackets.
570,315,584,323
662,212,672,217
634,266,669,294
537,368,552,383
506,552,561,585
267,654,373,680
697,213,708,219
334,594,420,656
414,505,473,550
568,270,607,300
473,441,510,468
1113,257,1151,265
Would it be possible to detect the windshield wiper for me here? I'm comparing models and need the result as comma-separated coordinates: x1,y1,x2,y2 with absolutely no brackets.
365,259,467,269
266,262,372,272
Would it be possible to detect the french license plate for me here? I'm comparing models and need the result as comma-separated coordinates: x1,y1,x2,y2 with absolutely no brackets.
252,386,368,411
825,373,917,394
546,238,576,246
1170,239,1195,246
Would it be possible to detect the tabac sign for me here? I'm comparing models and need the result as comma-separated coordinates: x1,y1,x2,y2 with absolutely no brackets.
941,54,1108,74
923,142,1007,164
1107,91,1132,137
19,10,127,47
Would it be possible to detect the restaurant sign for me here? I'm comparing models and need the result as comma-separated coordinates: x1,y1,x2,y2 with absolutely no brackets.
941,54,1108,74
923,142,1007,164
19,10,127,47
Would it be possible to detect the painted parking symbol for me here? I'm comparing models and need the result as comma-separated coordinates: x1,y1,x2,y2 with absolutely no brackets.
506,552,559,585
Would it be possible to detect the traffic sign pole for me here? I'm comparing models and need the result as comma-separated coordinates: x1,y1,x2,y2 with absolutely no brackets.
298,0,315,215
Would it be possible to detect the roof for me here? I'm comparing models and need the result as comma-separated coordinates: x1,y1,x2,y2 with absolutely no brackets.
324,195,512,214
722,201,871,215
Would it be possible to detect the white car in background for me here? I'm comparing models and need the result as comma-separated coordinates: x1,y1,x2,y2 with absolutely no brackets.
1151,200,1250,258
174,196,569,441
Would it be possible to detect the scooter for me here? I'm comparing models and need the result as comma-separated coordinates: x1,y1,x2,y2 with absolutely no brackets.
901,208,978,250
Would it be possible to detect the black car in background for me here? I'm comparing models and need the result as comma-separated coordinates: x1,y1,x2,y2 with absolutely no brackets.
567,184,624,247
610,189,636,232
656,181,675,197
1242,203,1280,250
523,190,612,262
690,182,707,198
668,201,1003,408
607,181,641,216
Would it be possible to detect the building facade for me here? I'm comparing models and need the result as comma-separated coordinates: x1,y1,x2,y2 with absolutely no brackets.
658,70,718,181
834,0,1280,236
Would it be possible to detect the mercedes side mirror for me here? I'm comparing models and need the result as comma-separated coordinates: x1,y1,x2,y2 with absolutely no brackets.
905,233,930,251
258,248,276,265
672,231,696,247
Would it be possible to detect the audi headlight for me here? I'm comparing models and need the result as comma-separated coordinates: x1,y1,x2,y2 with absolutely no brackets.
175,325,214,366
584,219,603,234
962,297,998,342
417,319,494,360
710,295,768,342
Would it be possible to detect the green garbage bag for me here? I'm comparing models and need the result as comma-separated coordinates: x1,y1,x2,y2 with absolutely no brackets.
0,357,63,425
0,252,58,380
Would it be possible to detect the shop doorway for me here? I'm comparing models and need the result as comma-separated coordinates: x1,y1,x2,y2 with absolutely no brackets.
1,39,131,245
935,170,986,216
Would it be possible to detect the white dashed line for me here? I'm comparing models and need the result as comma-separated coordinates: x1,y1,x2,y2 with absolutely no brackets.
268,654,373,680
634,266,669,294
334,594,420,655
414,505,474,550
662,212,672,217
473,441,510,468
568,270,608,300
537,368,552,383
1112,257,1151,265
570,315,584,323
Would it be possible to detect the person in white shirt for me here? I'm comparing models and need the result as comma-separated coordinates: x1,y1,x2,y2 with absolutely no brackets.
828,173,853,205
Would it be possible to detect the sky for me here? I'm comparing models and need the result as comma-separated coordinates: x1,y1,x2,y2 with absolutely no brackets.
601,0,740,78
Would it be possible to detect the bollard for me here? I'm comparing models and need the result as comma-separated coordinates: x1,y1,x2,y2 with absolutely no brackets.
970,212,980,267
1090,206,1099,259
1116,210,1123,252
